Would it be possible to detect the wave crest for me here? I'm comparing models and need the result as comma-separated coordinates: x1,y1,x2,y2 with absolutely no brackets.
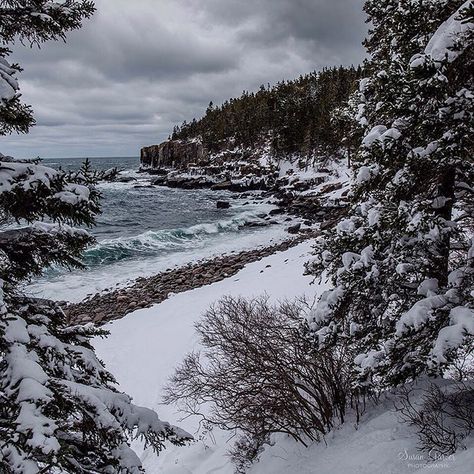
83,211,268,266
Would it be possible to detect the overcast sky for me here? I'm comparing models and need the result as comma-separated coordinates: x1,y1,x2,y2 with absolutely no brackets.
1,0,367,159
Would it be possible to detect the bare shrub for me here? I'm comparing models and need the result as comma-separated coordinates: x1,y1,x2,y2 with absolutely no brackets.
395,382,474,456
163,295,353,470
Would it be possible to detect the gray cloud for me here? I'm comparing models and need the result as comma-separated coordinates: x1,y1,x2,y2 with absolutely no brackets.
1,0,367,159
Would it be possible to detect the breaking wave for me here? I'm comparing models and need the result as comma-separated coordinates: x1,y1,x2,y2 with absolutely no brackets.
82,211,268,266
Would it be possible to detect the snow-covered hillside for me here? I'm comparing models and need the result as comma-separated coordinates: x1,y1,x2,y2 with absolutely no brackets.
93,241,474,474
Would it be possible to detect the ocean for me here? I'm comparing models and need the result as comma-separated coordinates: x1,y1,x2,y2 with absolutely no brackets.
27,156,286,302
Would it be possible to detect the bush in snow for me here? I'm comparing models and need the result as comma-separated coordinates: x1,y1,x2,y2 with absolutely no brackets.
306,0,474,389
0,2,191,472
164,296,353,472
395,382,474,456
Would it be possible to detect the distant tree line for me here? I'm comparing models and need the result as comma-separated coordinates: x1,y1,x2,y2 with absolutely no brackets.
172,66,363,157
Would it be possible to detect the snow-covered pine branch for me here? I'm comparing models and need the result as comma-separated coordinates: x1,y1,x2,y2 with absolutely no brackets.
0,156,192,473
0,296,191,474
0,1,96,45
0,3,192,469
0,1,96,136
0,158,101,226
0,53,34,135
307,0,474,388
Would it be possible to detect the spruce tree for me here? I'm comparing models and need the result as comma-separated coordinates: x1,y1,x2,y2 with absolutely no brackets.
307,0,474,388
0,2,190,473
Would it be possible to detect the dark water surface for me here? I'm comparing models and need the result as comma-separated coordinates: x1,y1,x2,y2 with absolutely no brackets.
31,157,283,301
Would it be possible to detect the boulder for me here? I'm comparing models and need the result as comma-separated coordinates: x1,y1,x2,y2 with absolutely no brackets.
269,208,285,216
286,223,302,234
217,201,231,209
211,180,232,191
151,176,167,186
117,176,136,183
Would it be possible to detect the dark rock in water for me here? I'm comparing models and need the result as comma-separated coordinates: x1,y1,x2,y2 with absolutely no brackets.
217,201,231,209
144,168,170,176
286,223,302,234
151,168,169,176
269,208,285,216
245,221,268,228
151,176,167,186
133,185,155,189
211,180,232,191
117,176,136,183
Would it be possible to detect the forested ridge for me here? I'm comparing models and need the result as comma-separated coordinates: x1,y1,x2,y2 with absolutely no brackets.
172,66,363,157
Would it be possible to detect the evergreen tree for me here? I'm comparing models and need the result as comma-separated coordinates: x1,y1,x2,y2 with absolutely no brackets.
0,0,97,135
307,0,474,388
0,2,191,472
172,67,362,160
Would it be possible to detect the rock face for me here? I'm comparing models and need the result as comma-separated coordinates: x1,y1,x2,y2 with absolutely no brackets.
141,140,207,170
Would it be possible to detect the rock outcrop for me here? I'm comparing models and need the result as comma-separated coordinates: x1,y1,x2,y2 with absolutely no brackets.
141,139,207,170
139,139,351,221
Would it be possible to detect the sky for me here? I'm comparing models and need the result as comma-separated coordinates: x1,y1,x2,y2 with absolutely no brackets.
1,0,367,159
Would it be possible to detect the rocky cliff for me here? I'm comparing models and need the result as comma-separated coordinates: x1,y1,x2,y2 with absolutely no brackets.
140,139,207,170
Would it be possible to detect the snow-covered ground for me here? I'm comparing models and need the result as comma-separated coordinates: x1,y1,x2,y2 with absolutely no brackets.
93,241,474,474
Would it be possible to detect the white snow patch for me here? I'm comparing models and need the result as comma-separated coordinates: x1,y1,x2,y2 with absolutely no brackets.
425,1,474,64
431,306,474,364
92,241,474,473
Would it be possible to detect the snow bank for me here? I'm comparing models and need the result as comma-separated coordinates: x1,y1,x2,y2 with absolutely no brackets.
93,242,474,473
94,242,318,472
251,385,474,474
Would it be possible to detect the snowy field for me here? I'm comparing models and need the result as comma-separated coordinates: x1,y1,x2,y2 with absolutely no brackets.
93,241,474,474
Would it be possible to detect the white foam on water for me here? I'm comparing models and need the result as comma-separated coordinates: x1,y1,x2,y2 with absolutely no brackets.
26,223,290,303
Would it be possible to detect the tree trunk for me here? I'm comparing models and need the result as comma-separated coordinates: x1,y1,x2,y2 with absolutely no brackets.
433,167,456,287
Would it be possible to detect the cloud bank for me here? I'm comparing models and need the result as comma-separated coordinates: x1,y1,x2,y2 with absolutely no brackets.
1,0,367,158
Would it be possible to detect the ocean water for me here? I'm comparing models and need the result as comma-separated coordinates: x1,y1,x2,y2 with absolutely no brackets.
28,156,287,302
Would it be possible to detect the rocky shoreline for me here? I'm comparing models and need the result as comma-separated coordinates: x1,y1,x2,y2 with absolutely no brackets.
63,230,319,326
66,146,349,326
